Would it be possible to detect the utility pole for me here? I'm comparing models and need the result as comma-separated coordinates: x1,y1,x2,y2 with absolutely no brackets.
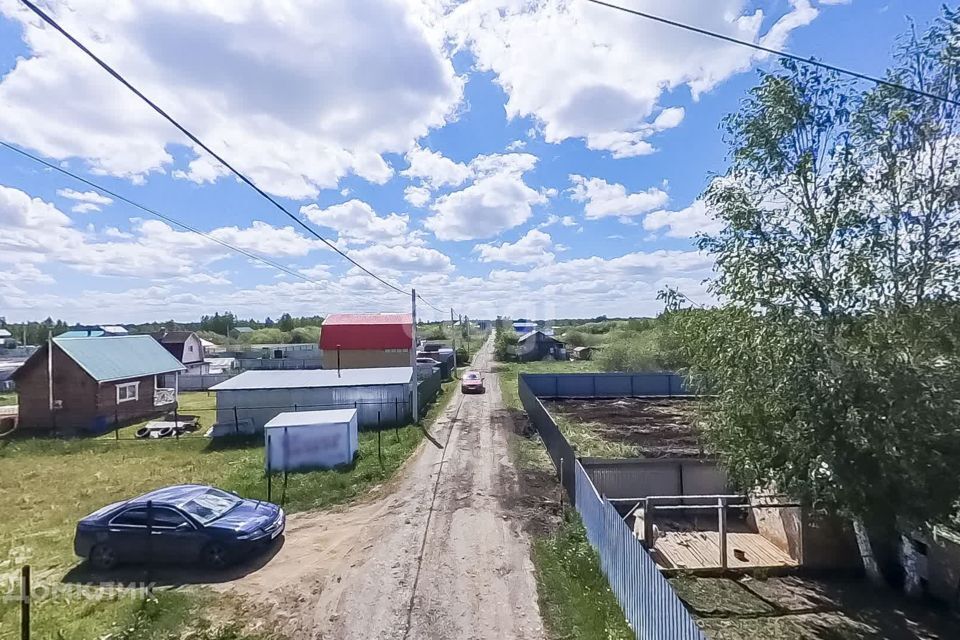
450,308,457,379
410,289,419,424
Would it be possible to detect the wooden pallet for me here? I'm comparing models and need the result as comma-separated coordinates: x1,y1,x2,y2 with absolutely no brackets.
652,530,798,572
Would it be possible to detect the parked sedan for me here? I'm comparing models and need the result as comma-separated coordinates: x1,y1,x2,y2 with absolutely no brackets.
74,485,284,570
461,371,485,394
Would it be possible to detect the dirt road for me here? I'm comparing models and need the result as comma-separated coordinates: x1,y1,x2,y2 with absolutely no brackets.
228,338,545,640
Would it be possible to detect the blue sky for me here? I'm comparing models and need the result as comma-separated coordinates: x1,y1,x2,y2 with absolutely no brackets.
0,0,945,323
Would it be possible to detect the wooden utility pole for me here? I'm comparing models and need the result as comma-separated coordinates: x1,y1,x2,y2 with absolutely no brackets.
450,308,457,379
410,289,419,423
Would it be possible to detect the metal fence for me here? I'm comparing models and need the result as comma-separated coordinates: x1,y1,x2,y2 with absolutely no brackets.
575,460,706,640
523,372,690,398
418,370,442,415
178,373,236,390
519,374,577,501
580,457,727,502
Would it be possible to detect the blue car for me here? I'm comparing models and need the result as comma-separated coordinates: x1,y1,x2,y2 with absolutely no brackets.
74,484,285,570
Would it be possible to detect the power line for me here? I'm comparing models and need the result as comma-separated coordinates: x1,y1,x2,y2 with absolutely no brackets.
583,0,960,108
16,0,413,297
0,141,398,308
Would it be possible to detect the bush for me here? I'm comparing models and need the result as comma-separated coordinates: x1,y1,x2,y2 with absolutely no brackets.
289,326,321,344
494,329,518,361
563,330,587,347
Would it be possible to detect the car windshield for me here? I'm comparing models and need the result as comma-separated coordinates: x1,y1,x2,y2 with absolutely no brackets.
465,373,480,380
179,488,241,524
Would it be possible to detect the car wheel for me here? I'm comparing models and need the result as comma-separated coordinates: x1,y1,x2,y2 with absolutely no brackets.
90,544,118,570
202,542,231,569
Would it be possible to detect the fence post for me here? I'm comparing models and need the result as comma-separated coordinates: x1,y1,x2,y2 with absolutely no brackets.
378,429,384,470
718,497,728,570
233,406,239,434
267,434,273,502
559,457,564,509
294,403,298,412
20,565,29,640
395,397,399,425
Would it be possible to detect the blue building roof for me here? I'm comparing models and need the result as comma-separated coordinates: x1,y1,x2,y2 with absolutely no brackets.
54,335,186,382
59,329,106,338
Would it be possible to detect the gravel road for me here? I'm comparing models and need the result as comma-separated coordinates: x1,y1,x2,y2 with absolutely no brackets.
227,337,545,640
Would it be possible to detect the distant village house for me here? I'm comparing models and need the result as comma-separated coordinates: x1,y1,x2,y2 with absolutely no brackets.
152,330,209,375
515,330,566,362
12,335,185,433
320,313,412,370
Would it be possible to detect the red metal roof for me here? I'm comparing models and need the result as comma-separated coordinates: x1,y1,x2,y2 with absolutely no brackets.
320,313,413,350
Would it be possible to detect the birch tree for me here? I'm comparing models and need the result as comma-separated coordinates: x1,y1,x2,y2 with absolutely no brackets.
683,9,960,591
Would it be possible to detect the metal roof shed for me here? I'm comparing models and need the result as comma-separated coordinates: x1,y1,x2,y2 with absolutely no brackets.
264,409,359,471
210,367,414,431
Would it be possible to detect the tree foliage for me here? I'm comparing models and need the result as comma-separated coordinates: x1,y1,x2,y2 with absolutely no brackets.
680,9,960,555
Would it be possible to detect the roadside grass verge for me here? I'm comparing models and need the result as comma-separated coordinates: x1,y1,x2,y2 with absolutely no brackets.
532,513,634,640
498,357,631,640
0,383,456,639
0,392,15,406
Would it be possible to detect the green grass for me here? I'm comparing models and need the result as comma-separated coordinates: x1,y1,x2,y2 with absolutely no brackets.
493,359,600,411
0,383,457,640
498,357,632,640
532,513,634,640
0,392,15,406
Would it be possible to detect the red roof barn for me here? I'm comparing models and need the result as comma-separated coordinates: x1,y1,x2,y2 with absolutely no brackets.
320,313,413,369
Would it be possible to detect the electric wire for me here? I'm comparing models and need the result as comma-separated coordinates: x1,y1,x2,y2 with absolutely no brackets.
0,141,395,309
17,0,414,297
583,0,960,107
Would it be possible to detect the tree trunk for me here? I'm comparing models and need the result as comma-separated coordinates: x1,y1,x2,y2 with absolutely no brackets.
853,517,884,585
900,532,923,598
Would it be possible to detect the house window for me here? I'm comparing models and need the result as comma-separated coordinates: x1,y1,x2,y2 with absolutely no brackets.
117,381,139,403
384,348,407,353
188,345,194,353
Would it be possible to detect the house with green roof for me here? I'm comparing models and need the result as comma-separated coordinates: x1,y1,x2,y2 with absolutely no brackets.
12,335,186,433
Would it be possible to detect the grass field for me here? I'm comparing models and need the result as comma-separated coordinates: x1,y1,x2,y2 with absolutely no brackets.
0,392,15,406
0,384,455,640
493,359,600,411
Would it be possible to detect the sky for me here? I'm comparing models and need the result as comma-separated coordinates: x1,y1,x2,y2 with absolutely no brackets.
0,0,947,323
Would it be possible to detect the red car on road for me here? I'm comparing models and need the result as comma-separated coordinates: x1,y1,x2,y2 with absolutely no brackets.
461,371,485,394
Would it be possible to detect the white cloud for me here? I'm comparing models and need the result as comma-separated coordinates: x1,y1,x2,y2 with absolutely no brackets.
350,243,453,273
505,139,526,151
401,146,471,189
569,175,669,220
448,0,819,157
0,0,463,198
643,200,724,239
426,154,545,241
424,151,545,241
474,228,554,265
56,188,114,213
0,183,328,286
404,185,432,208
300,199,409,245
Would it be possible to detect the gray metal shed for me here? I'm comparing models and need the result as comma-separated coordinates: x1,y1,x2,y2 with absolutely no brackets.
210,367,413,431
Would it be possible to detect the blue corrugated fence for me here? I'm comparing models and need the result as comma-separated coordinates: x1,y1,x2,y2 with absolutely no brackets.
523,372,690,398
575,461,705,640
